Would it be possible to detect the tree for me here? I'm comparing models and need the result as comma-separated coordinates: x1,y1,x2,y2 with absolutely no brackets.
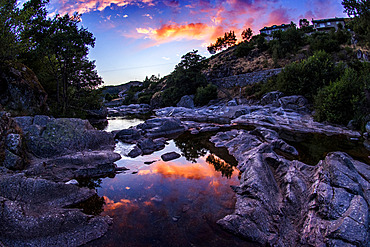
207,31,237,54
28,13,103,114
342,0,370,46
299,19,310,28
241,28,253,41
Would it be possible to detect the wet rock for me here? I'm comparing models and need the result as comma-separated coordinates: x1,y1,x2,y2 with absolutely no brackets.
138,138,166,155
211,128,369,246
128,146,143,158
107,104,151,117
161,152,181,161
138,117,185,138
366,121,370,135
177,95,194,108
25,151,120,182
115,128,142,143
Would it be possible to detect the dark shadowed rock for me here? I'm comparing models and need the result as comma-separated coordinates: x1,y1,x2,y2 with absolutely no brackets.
0,174,111,247
128,146,143,158
137,117,185,138
0,61,48,115
15,116,114,158
177,95,194,108
115,128,142,143
161,151,181,161
260,91,284,106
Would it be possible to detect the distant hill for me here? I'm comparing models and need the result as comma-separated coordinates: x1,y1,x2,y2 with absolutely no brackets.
102,81,142,96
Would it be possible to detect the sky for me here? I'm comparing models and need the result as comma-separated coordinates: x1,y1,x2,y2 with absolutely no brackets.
40,0,347,85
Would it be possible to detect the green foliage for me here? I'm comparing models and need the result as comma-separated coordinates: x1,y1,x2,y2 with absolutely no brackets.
0,0,103,118
314,68,361,124
275,51,340,101
235,41,254,57
194,84,218,106
160,50,207,106
342,0,370,47
268,26,305,59
207,31,237,54
308,29,351,53
241,28,253,42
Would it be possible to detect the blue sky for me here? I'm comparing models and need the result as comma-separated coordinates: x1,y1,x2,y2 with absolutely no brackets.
38,0,347,85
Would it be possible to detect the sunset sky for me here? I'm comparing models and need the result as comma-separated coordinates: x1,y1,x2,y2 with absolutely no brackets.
43,0,347,85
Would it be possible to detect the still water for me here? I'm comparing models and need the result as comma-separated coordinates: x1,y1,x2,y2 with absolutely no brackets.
85,117,253,247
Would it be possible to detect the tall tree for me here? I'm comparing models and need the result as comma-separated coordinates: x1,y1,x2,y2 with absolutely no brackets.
28,13,102,113
241,28,253,42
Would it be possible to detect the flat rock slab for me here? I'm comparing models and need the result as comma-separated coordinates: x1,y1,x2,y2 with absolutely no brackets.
161,152,181,161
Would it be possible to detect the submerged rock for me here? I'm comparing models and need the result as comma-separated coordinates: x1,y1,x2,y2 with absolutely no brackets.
211,128,369,246
161,151,181,161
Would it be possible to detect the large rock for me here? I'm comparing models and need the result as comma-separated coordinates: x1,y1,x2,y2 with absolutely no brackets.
0,112,27,170
0,174,111,247
137,117,185,138
15,116,114,158
0,61,48,115
211,128,369,246
176,95,195,108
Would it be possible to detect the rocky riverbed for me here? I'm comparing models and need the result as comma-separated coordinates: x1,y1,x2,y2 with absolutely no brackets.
1,92,369,246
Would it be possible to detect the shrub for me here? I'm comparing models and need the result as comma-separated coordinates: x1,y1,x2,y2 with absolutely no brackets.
235,41,254,57
194,84,218,106
275,51,340,101
314,68,361,124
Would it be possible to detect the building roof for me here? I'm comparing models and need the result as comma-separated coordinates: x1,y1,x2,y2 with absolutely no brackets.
259,23,292,31
312,17,348,23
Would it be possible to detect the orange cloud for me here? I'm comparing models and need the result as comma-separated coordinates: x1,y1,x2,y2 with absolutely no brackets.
138,160,219,180
131,22,225,46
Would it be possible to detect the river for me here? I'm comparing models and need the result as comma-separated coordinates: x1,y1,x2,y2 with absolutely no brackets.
85,117,255,247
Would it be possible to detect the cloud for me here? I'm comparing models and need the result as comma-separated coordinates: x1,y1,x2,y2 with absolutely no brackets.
162,56,170,60
143,13,153,19
264,7,292,27
132,22,225,46
51,0,156,15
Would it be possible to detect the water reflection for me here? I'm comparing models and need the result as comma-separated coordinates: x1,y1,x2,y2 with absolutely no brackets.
206,154,234,179
85,118,252,247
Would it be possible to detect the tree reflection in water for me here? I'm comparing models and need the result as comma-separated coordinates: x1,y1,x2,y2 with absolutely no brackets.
206,154,234,178
174,133,209,163
174,132,238,178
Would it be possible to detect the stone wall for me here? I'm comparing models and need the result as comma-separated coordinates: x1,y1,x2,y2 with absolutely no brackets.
210,68,282,89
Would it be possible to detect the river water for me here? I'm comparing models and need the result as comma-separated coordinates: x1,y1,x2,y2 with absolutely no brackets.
85,117,254,247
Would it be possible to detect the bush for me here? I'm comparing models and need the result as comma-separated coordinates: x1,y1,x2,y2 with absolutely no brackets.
194,84,218,106
235,41,254,57
274,51,340,101
314,68,361,124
